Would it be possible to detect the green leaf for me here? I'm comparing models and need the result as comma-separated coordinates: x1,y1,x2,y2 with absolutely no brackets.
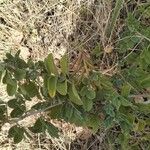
86,114,101,133
48,104,63,119
10,105,26,118
45,121,59,138
127,13,141,32
104,116,114,128
8,98,24,108
136,103,150,114
104,104,115,117
60,54,69,74
137,119,146,132
119,108,135,125
15,50,21,58
117,133,130,150
140,76,150,88
86,87,96,100
29,118,46,133
116,113,133,133
62,103,74,121
115,112,130,124
23,82,39,98
120,96,132,107
29,118,59,137
108,92,122,110
44,53,58,75
14,69,26,81
117,34,140,53
8,125,24,143
106,0,124,38
112,97,121,110
56,80,67,95
90,72,99,81
81,86,96,100
80,86,87,96
98,74,113,90
140,47,150,65
92,44,102,57
82,97,93,111
7,79,17,96
69,107,84,126
121,84,131,98
47,75,57,98
6,53,14,60
60,103,83,125
120,121,132,133
82,77,90,85
2,71,13,84
16,58,28,69
27,59,35,69
68,83,83,105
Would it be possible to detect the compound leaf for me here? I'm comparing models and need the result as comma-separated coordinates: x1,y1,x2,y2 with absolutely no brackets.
68,83,83,105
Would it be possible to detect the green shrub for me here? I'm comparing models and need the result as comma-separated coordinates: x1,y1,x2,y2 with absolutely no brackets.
0,1,150,149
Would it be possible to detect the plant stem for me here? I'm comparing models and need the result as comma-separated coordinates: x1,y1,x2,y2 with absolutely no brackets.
9,102,63,124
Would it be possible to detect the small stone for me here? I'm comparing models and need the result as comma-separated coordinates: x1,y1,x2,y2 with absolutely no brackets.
104,45,114,53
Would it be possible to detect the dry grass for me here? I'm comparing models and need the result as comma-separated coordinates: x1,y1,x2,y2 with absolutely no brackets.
0,0,117,149
0,0,80,60
0,0,113,59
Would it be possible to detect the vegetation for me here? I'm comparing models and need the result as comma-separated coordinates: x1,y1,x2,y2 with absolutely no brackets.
0,0,150,149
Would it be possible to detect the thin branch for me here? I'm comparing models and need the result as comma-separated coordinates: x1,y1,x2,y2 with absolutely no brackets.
129,94,150,98
9,102,63,124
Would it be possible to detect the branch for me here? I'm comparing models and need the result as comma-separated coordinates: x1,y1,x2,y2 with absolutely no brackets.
129,94,150,98
9,102,63,124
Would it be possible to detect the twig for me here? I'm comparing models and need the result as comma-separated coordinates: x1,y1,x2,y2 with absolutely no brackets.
137,32,150,42
129,94,150,98
9,102,63,124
